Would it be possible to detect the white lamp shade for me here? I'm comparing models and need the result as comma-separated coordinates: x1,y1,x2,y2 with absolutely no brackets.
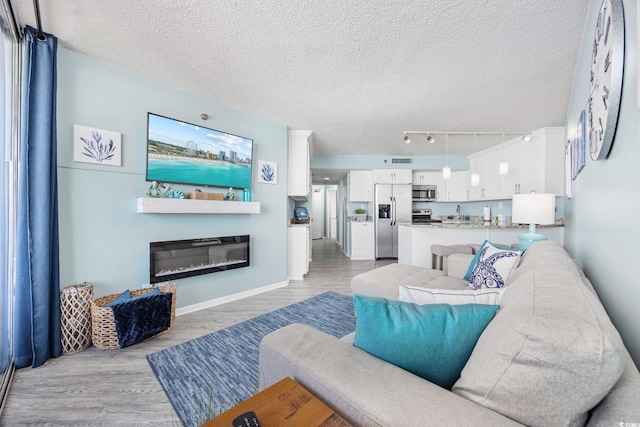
499,161,509,175
442,166,451,180
470,172,480,186
512,193,555,225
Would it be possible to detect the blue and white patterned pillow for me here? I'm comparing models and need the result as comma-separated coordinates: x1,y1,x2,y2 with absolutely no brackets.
470,242,522,289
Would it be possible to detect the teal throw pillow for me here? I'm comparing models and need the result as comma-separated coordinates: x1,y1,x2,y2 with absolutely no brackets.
353,295,499,390
104,288,160,307
104,289,132,307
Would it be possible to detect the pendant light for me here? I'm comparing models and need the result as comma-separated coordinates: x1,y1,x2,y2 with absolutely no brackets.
499,133,509,175
442,133,451,180
470,133,480,186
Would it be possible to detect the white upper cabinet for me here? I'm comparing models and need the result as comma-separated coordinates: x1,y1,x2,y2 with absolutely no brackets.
349,170,373,202
412,170,437,185
443,171,468,201
372,169,412,184
288,130,313,201
466,127,565,200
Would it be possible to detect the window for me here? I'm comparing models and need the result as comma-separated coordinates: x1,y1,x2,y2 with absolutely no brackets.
0,2,19,412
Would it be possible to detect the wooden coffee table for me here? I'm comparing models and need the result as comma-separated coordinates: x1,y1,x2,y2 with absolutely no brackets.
200,376,351,426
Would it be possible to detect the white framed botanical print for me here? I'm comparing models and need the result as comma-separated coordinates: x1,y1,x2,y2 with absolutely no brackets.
257,160,277,184
73,125,122,166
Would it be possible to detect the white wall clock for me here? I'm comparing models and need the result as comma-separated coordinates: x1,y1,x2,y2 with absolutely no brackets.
589,0,625,160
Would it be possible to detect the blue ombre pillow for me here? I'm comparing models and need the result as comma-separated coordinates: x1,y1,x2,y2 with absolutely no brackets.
353,295,499,390
104,289,132,307
104,288,160,307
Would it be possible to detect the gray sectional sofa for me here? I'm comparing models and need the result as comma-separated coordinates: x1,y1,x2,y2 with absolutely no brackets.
258,241,640,426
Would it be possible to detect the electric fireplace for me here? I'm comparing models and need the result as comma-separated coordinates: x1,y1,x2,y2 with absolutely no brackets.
149,235,249,283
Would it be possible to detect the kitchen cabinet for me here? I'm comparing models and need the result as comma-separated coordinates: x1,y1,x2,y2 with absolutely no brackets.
372,169,412,184
412,170,438,185
485,152,506,198
288,130,313,201
501,142,525,196
468,157,485,200
350,221,375,260
511,127,565,196
288,225,310,280
465,127,566,200
349,170,372,202
442,171,468,201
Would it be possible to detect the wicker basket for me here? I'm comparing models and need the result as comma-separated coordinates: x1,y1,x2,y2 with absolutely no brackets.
60,282,94,354
90,283,177,350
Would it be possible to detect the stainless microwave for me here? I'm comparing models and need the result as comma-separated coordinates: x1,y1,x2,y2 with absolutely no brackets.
412,185,437,201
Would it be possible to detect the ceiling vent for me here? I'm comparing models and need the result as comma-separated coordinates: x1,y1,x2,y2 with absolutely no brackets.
391,158,413,164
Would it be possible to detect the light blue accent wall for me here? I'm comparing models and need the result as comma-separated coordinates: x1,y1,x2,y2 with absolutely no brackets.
56,49,289,308
564,0,639,366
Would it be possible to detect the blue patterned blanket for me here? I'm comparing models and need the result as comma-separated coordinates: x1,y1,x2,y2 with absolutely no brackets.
111,292,172,348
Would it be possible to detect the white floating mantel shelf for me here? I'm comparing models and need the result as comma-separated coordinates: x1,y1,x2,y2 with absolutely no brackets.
136,198,261,214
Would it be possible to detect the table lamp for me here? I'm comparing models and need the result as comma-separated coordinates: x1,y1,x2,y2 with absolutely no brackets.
511,192,555,250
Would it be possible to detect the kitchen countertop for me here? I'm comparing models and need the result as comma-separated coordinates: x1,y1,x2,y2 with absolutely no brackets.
400,222,564,229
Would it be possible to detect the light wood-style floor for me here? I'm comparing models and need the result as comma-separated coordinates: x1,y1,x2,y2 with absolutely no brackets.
0,239,393,426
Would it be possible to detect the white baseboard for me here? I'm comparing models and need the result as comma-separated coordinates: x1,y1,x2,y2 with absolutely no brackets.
175,280,289,316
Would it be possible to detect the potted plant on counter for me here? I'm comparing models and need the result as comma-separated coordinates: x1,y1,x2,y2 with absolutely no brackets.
354,208,367,222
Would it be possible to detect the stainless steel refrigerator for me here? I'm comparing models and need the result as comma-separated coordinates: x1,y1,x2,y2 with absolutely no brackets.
374,184,412,259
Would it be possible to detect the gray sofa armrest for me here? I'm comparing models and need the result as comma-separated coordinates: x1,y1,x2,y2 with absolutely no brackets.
259,324,523,427
447,253,474,279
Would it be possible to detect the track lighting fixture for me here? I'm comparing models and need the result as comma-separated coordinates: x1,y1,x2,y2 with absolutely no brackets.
426,135,435,144
403,133,411,144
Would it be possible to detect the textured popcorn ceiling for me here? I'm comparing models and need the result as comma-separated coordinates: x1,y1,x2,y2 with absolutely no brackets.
13,1,588,163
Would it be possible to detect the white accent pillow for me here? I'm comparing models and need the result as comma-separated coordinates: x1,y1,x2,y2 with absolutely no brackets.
399,285,505,305
469,242,522,289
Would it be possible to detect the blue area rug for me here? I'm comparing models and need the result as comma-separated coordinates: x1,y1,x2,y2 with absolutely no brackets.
146,291,355,427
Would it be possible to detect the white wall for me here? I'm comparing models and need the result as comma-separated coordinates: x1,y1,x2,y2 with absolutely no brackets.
56,49,289,309
564,0,640,366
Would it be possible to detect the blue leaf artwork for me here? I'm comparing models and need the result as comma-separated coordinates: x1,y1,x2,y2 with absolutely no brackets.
261,164,274,182
73,125,122,166
258,160,277,184
81,131,116,163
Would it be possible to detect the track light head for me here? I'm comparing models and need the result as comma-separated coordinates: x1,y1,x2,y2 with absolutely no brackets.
426,135,435,144
522,134,531,142
403,133,411,144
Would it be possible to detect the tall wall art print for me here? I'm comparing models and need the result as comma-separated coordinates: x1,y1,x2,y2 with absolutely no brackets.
73,124,122,166
257,160,277,184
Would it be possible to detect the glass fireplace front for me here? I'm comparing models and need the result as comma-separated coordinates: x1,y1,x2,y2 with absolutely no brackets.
149,235,249,283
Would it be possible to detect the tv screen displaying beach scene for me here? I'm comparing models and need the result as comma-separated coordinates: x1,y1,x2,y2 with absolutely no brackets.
146,113,253,189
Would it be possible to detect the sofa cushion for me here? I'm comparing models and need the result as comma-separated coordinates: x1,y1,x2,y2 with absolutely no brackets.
399,285,505,305
453,242,626,427
469,241,522,289
351,263,447,300
353,295,499,390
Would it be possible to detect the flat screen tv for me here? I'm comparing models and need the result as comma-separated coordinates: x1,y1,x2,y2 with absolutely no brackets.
146,112,253,189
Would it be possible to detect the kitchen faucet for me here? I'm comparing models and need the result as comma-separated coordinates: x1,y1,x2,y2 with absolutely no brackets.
456,204,461,220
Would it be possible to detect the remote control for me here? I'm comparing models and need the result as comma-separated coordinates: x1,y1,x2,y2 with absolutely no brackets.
232,411,262,427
